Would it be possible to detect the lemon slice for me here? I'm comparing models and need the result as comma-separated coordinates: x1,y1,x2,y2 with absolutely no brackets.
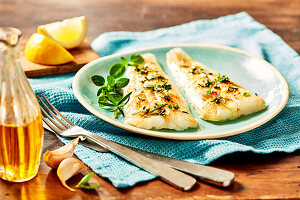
38,16,87,49
25,33,74,65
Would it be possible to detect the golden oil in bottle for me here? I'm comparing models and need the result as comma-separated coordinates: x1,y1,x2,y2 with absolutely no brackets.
0,27,44,182
0,112,44,182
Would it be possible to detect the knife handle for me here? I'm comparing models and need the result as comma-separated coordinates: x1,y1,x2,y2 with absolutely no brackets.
72,126,197,191
169,162,234,187
81,138,234,187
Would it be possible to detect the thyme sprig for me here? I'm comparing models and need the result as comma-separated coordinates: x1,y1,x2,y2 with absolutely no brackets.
91,54,144,118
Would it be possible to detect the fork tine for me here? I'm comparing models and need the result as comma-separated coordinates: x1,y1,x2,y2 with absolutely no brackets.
41,94,75,126
37,96,69,129
42,115,63,134
39,105,66,131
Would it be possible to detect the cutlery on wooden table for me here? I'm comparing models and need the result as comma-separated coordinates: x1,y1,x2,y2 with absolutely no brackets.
77,139,235,187
41,106,235,189
38,94,196,191
44,120,235,187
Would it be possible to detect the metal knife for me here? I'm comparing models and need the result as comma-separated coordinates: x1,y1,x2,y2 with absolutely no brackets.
43,123,234,187
81,139,234,187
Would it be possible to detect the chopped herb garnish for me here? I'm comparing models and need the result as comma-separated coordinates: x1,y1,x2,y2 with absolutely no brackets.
159,109,166,115
255,93,258,96
140,69,148,74
212,97,221,104
150,104,167,113
214,84,220,89
164,94,171,101
182,111,189,114
214,74,230,83
145,84,156,88
206,88,212,93
135,66,140,72
214,74,222,82
155,85,164,92
243,92,249,96
163,83,172,90
208,73,213,75
157,75,165,79
168,104,179,110
205,80,212,87
143,106,146,110
227,87,238,93
221,75,230,83
145,82,172,92
173,104,179,109
141,108,150,117
189,67,201,75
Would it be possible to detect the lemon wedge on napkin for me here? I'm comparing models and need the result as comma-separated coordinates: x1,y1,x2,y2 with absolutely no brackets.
38,16,87,49
25,33,74,65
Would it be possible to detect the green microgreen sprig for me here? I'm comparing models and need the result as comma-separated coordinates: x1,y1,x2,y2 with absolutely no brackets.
91,54,144,118
109,54,144,78
75,172,99,190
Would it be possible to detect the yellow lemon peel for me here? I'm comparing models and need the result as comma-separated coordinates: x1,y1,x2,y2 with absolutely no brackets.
25,33,74,65
38,16,87,49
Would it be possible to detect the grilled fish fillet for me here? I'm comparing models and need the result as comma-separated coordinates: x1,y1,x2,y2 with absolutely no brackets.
166,48,266,122
124,53,198,130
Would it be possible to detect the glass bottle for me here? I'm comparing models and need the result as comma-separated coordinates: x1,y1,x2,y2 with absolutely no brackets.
0,27,44,182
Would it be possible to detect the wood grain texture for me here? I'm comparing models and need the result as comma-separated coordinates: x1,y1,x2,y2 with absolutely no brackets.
20,40,99,77
1,130,299,200
0,0,299,199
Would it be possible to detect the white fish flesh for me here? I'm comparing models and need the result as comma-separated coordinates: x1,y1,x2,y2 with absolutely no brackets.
166,48,266,122
124,53,198,130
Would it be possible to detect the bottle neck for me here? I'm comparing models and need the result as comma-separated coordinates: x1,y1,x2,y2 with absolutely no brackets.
0,41,40,126
0,27,22,72
0,41,23,73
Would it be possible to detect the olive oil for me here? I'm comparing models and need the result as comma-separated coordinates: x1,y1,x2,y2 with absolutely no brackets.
0,27,44,182
0,113,44,182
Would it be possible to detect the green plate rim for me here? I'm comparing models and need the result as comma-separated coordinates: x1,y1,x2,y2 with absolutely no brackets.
73,44,289,140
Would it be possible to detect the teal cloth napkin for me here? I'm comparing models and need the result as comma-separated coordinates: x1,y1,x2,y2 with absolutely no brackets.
29,12,300,188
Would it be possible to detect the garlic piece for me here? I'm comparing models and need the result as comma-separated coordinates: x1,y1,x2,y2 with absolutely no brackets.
43,137,80,168
57,158,88,191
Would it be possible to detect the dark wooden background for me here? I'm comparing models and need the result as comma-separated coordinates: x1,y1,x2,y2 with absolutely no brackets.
0,0,300,199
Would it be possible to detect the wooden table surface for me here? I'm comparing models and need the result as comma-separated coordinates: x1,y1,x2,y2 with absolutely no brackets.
1,0,300,199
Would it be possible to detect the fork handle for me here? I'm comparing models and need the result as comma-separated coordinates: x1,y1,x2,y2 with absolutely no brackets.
69,126,196,191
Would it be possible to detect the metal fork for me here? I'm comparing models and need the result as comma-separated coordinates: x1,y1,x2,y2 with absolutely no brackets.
38,94,196,191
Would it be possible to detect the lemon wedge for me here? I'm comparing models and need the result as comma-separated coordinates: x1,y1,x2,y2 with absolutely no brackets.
25,33,74,65
38,16,87,49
